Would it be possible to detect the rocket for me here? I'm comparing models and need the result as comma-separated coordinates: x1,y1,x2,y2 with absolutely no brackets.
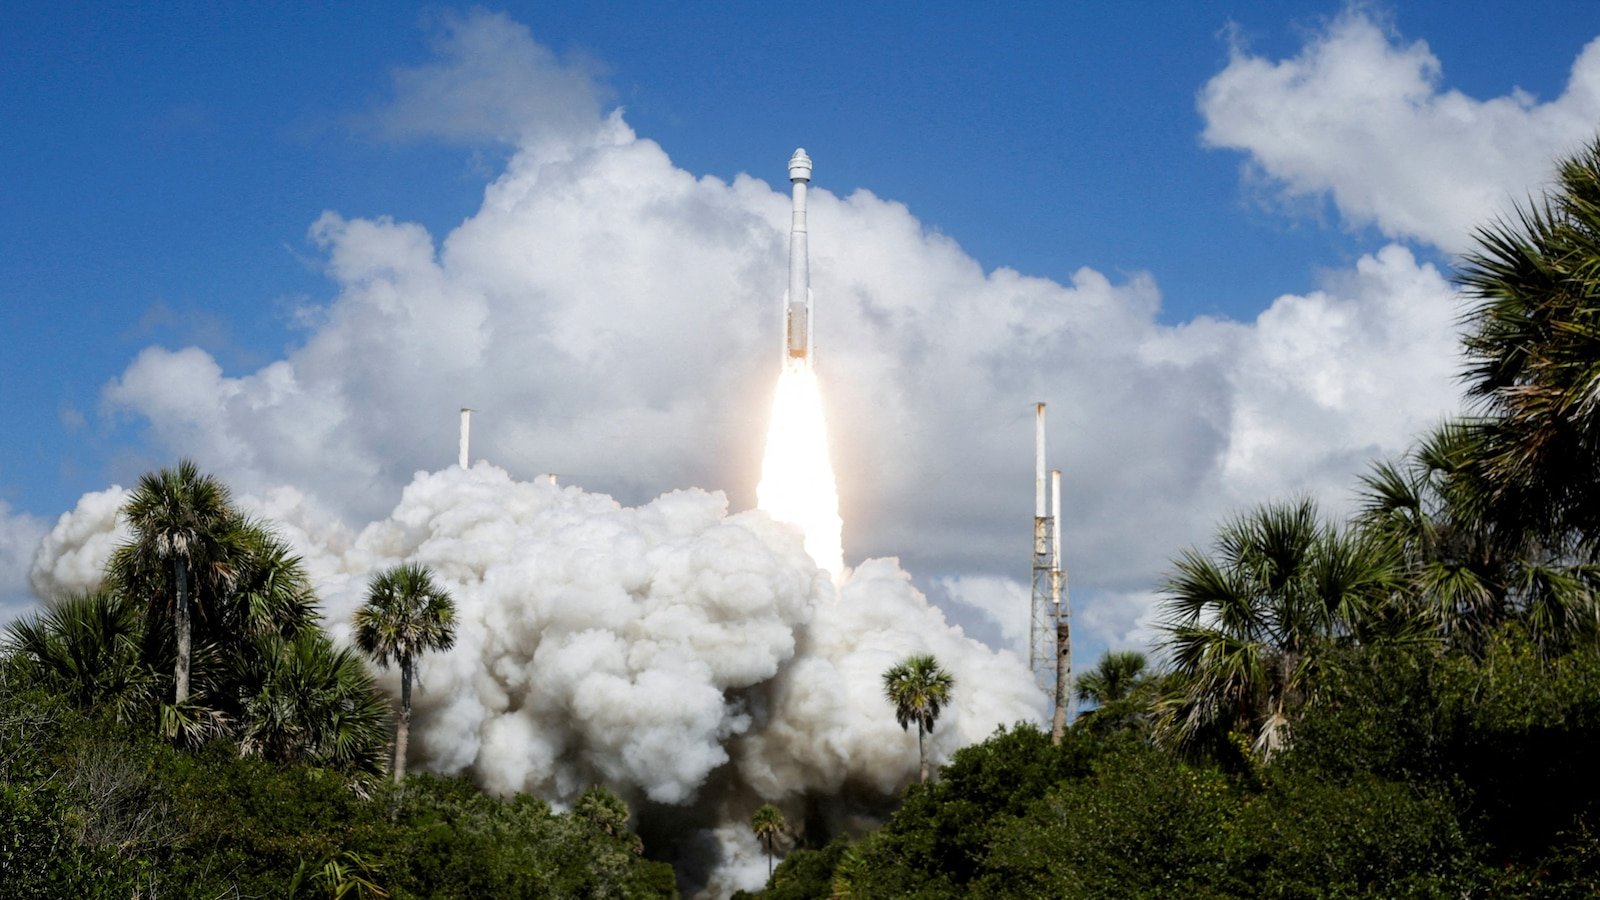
784,148,814,367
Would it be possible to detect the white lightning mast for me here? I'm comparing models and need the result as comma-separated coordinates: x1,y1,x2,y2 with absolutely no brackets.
459,407,474,469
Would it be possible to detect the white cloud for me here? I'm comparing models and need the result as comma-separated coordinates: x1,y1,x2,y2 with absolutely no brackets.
100,132,1464,597
936,573,1032,658
1200,10,1600,253
1078,589,1168,663
371,8,607,148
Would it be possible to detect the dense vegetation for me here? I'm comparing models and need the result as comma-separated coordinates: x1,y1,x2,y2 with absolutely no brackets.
0,682,676,897
741,139,1600,897
754,633,1600,898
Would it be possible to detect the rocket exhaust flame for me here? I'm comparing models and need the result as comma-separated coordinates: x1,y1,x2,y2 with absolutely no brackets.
758,360,843,577
759,149,843,576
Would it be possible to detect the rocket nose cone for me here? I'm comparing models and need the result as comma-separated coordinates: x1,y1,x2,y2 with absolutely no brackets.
788,148,812,182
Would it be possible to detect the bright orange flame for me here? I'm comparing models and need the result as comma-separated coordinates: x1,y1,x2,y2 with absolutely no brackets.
757,361,844,577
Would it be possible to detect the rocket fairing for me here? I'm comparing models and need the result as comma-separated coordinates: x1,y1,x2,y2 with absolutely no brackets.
784,148,814,367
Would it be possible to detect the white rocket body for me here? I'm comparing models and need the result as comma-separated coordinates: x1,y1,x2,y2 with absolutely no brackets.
785,148,814,367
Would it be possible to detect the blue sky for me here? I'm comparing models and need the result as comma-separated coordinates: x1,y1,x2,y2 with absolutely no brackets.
3,2,1593,516
5,2,1600,657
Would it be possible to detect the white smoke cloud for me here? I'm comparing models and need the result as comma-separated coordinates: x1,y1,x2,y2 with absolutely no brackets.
97,142,1465,599
26,488,128,603
27,463,1040,896
1200,10,1600,253
297,466,1038,807
0,503,49,624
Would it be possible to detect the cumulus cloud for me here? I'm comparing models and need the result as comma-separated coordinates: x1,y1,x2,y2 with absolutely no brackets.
1077,589,1167,662
935,574,1031,658
1200,10,1600,252
100,134,1463,626
371,8,608,147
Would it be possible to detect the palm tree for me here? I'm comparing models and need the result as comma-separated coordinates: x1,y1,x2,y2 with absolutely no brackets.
179,521,324,717
2,591,157,720
1362,140,1600,655
1074,650,1157,736
353,563,457,783
223,525,321,643
113,460,237,704
751,803,786,880
289,850,389,900
830,844,865,899
882,654,954,783
111,503,330,743
1357,423,1600,655
1159,499,1398,758
572,786,645,891
234,631,391,776
1456,137,1600,550
102,471,386,764
1076,650,1147,708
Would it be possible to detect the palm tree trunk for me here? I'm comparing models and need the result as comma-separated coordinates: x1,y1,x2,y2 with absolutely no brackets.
917,725,928,784
174,558,191,704
394,655,412,783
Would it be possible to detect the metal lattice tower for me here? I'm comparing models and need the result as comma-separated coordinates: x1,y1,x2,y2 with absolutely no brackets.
1050,468,1071,741
1030,514,1057,692
1028,404,1073,737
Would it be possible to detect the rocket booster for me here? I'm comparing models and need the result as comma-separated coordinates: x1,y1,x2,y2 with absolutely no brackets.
785,148,814,366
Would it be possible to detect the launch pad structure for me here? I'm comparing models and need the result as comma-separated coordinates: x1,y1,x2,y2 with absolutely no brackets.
1030,403,1072,741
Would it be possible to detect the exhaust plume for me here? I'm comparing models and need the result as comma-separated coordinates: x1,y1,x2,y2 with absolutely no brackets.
756,362,844,577
31,464,1039,894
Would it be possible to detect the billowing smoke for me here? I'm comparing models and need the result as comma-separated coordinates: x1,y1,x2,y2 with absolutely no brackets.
33,463,1039,894
29,487,130,601
0,503,49,623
